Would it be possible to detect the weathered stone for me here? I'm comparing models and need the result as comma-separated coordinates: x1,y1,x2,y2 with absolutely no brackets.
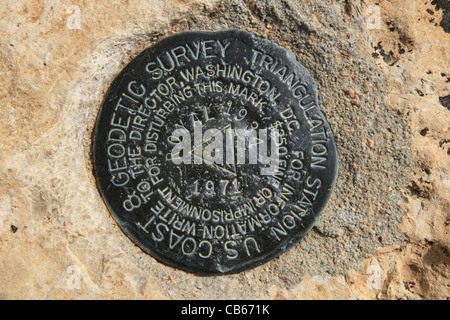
0,0,448,300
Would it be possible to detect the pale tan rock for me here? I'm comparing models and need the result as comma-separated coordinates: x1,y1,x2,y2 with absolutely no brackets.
0,0,448,300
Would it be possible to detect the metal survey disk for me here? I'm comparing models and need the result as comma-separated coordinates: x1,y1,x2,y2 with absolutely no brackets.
93,29,338,274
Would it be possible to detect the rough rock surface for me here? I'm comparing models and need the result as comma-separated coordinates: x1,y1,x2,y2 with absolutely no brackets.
0,0,448,300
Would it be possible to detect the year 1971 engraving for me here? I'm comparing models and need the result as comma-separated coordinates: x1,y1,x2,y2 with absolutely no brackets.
93,29,338,273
